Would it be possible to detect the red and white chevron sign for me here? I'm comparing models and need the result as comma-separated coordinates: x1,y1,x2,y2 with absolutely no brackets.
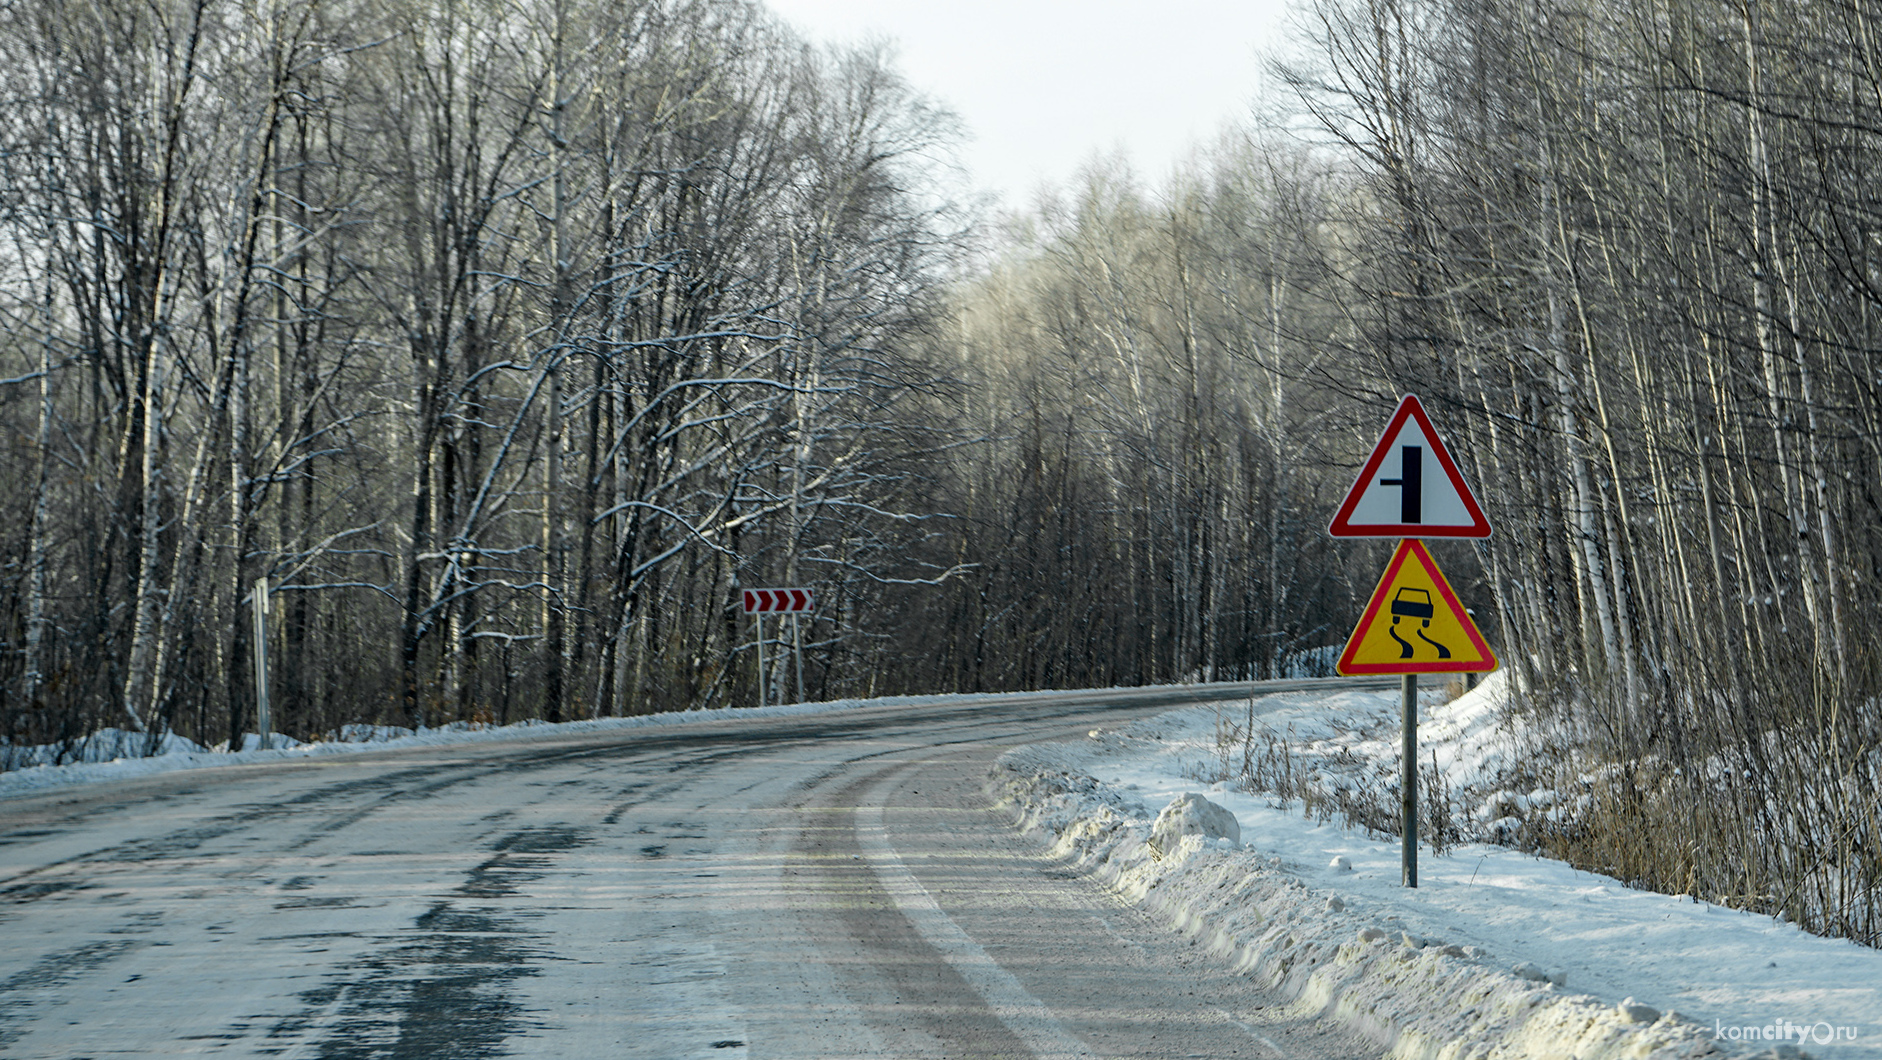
741,587,814,614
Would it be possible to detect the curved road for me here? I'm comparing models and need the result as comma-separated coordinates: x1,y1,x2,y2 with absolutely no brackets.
0,680,1392,1059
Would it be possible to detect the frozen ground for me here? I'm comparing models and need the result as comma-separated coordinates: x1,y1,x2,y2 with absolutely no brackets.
0,681,1377,1060
0,693,957,801
991,675,1879,1059
6,677,1876,1059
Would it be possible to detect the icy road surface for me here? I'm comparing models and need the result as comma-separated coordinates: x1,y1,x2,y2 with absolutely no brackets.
0,680,1390,1059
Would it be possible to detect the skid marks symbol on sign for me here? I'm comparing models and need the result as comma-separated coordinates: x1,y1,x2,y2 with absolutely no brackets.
1386,588,1450,660
1337,540,1494,675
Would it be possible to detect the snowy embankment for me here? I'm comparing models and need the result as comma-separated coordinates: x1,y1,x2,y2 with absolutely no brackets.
989,679,1879,1060
0,693,944,801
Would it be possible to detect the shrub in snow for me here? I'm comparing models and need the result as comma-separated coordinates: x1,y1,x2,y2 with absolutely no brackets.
1484,790,1522,818
1149,792,1239,860
2,728,208,769
330,723,418,742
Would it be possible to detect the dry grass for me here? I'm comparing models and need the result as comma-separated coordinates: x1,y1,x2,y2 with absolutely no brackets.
1198,679,1882,950
1205,698,1463,856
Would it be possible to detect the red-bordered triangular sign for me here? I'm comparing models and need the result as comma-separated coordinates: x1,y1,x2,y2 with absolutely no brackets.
1329,394,1491,538
1337,540,1497,675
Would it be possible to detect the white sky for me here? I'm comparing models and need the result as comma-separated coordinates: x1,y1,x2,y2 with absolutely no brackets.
763,0,1298,209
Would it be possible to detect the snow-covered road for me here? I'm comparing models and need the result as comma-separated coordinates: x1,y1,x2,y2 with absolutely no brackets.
0,680,1389,1059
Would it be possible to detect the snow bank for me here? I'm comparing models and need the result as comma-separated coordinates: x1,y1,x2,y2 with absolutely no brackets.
0,727,211,770
0,691,995,801
989,719,1873,1060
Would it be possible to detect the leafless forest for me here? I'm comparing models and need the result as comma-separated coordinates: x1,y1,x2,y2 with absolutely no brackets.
0,0,1877,943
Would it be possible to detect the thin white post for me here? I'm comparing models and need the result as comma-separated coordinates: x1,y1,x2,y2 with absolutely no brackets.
1401,672,1417,887
793,614,805,704
754,612,766,708
252,577,272,752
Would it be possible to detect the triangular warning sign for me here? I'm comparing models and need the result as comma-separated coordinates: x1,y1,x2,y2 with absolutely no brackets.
1337,540,1497,675
1329,394,1491,538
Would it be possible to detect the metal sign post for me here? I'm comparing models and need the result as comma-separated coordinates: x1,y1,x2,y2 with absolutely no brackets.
792,614,805,704
743,588,814,707
252,577,272,752
1330,395,1496,889
1340,541,1493,888
1401,673,1417,887
754,612,766,709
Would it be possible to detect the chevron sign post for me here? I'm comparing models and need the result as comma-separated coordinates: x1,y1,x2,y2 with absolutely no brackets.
742,588,814,708
741,588,813,613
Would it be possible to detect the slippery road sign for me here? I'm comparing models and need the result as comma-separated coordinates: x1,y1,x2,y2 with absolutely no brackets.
1329,395,1491,538
1337,539,1496,675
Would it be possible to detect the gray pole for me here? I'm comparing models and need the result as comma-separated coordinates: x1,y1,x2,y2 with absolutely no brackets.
755,613,766,708
1401,672,1417,887
252,577,272,752
793,614,805,704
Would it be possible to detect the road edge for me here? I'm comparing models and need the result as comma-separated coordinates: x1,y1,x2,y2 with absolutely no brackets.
986,748,1791,1060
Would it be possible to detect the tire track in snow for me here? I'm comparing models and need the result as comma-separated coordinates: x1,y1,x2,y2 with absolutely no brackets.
855,772,1096,1059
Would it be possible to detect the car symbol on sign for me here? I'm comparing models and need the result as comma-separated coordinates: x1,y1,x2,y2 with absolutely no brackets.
1390,588,1434,627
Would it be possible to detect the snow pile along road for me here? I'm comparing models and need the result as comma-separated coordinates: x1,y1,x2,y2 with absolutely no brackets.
0,693,952,801
989,698,1878,1060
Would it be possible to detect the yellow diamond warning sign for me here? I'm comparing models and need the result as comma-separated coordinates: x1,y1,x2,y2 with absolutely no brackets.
1337,540,1496,675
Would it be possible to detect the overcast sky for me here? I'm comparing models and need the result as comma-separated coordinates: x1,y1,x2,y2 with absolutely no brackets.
764,0,1297,209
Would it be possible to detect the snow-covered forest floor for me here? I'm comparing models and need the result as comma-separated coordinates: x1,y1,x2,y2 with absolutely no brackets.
992,676,1878,1058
